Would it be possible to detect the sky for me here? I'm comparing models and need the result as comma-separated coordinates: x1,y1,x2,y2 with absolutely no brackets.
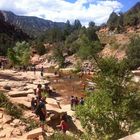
0,0,139,26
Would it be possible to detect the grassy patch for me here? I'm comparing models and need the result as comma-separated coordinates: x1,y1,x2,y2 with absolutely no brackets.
48,132,78,140
0,92,23,119
0,92,9,107
22,118,39,131
5,102,22,119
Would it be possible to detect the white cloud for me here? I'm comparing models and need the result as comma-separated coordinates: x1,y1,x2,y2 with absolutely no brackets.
0,0,123,26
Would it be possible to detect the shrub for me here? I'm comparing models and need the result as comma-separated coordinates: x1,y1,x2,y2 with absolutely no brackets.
0,92,9,107
48,132,78,140
5,102,22,119
0,92,23,119
126,36,140,69
24,119,39,131
76,57,140,140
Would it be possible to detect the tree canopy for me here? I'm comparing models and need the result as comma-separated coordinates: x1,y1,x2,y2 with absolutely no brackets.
76,57,140,140
7,41,31,66
126,36,140,70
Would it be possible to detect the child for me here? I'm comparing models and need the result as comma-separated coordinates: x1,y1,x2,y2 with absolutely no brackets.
79,97,84,105
31,97,37,112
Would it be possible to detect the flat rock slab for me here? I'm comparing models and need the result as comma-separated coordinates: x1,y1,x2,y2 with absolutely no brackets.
27,94,36,102
33,80,50,85
26,128,43,139
46,98,57,104
26,84,37,90
119,131,140,140
2,114,12,124
8,90,33,97
0,81,26,88
11,97,31,109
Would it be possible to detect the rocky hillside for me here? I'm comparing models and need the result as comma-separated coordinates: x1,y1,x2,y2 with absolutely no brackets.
0,12,29,40
107,2,140,31
1,11,66,37
0,12,30,55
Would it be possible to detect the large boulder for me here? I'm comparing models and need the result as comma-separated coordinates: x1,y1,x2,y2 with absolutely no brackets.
12,128,22,137
0,125,14,138
12,119,21,127
119,131,140,140
0,111,3,119
10,97,31,109
2,114,12,124
8,89,33,97
27,94,36,102
3,85,11,90
0,130,6,138
26,128,43,139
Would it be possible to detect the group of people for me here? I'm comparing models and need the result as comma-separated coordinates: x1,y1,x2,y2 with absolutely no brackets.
70,96,84,110
31,84,69,133
33,65,44,77
31,84,47,131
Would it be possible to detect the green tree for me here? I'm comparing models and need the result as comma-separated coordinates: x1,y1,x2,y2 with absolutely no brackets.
64,30,80,55
45,27,65,43
107,12,119,30
86,26,99,41
33,41,46,55
77,35,101,60
53,43,65,68
88,21,95,28
116,12,124,33
7,41,30,66
7,47,19,66
64,20,72,36
126,36,140,69
76,57,140,140
73,19,82,30
21,47,30,66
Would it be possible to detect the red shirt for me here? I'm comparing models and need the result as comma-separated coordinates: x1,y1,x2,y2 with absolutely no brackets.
60,120,68,131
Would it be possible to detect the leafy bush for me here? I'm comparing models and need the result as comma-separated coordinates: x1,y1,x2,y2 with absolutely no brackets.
0,92,9,107
5,102,22,119
76,57,140,140
126,36,140,69
74,61,82,73
7,41,31,66
77,35,101,60
53,43,65,68
0,92,22,119
48,132,78,140
33,41,46,55
23,118,39,131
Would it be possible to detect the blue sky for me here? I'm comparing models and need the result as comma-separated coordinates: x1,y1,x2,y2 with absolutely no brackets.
0,0,139,26
66,0,140,11
118,0,140,11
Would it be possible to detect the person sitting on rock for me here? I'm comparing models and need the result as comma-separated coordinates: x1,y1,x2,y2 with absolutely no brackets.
56,114,69,133
31,97,37,112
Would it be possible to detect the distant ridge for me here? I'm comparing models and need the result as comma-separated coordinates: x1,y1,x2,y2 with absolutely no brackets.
0,11,30,55
1,10,66,37
0,11,29,39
